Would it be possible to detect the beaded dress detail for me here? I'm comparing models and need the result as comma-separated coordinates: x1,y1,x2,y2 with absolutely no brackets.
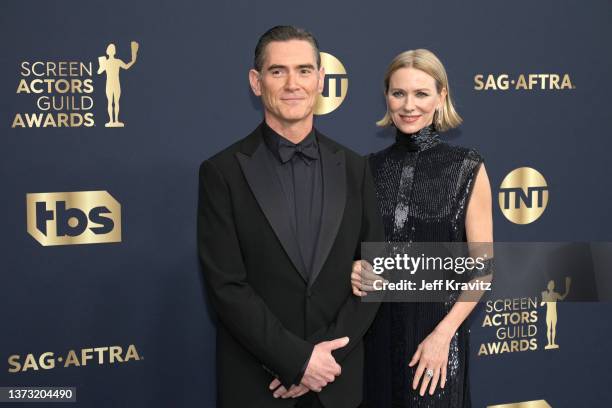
364,125,483,407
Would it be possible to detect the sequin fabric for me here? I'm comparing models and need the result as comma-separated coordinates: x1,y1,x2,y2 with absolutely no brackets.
363,125,483,408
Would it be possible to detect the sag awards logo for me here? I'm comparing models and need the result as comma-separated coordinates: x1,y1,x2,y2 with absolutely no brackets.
478,277,571,356
7,344,141,373
26,191,121,246
314,52,348,115
498,167,548,224
12,41,139,128
474,73,575,91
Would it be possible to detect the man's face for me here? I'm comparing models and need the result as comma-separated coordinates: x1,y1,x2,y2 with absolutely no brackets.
249,40,324,127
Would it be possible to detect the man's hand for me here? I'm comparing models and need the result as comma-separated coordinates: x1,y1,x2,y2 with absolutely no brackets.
269,378,309,399
301,337,349,392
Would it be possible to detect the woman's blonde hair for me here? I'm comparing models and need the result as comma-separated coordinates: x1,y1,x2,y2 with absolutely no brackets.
376,49,462,132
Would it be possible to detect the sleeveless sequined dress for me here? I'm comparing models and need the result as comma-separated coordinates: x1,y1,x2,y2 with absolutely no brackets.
363,125,483,408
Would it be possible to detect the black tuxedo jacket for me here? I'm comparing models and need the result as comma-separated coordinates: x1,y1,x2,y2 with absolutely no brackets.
198,124,384,408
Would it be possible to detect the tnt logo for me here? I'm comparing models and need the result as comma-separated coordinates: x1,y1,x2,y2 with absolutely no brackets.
498,167,548,224
26,191,121,246
314,52,348,115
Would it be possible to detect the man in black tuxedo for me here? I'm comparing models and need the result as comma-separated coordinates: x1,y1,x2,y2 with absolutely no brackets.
198,26,383,408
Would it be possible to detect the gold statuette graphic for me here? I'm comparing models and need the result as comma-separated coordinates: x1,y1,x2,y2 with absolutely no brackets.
498,167,548,224
488,400,552,408
540,277,571,350
314,52,348,115
26,191,121,246
98,41,139,127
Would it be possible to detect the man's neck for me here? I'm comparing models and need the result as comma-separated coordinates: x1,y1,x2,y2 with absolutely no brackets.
264,114,313,144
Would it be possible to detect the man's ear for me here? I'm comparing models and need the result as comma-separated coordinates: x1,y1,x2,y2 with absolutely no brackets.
249,69,262,96
317,66,325,94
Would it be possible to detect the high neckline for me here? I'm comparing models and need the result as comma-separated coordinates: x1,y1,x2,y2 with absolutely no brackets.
394,125,440,152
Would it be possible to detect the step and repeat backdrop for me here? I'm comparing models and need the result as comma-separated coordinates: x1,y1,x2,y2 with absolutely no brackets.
1,0,611,407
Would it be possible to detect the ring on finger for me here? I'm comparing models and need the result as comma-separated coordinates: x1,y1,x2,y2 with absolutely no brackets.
425,368,434,378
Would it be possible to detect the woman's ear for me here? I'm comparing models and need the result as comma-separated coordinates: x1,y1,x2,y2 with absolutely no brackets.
438,87,448,109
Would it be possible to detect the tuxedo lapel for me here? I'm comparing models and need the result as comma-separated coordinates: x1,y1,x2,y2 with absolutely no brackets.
309,133,346,287
235,126,308,283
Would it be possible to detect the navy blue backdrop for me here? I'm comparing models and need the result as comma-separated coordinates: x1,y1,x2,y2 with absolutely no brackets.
1,0,611,407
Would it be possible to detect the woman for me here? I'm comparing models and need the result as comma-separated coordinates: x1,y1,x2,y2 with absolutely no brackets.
352,49,493,407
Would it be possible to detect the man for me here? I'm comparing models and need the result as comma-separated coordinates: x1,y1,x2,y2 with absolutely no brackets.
198,26,383,408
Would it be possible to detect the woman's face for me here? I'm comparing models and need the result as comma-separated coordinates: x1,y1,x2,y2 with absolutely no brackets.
386,67,446,134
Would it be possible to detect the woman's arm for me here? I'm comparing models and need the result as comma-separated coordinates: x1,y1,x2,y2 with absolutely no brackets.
411,163,493,396
436,163,493,333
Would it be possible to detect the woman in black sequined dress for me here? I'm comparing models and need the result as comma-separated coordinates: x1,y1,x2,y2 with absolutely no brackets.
352,49,493,407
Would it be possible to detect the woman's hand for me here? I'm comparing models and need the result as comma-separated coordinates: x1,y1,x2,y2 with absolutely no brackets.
350,260,385,296
409,326,454,396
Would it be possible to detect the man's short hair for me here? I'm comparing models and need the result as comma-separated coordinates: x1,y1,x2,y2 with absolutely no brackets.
253,25,321,72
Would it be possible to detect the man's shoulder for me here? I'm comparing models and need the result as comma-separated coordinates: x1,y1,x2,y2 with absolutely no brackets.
205,139,243,165
200,126,261,170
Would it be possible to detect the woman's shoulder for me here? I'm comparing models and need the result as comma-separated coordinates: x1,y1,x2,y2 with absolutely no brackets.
366,139,484,171
435,141,484,165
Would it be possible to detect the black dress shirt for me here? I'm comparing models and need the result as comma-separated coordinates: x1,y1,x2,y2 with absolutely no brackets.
262,122,323,279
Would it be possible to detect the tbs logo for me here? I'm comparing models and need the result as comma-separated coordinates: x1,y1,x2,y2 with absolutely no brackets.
26,191,121,246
